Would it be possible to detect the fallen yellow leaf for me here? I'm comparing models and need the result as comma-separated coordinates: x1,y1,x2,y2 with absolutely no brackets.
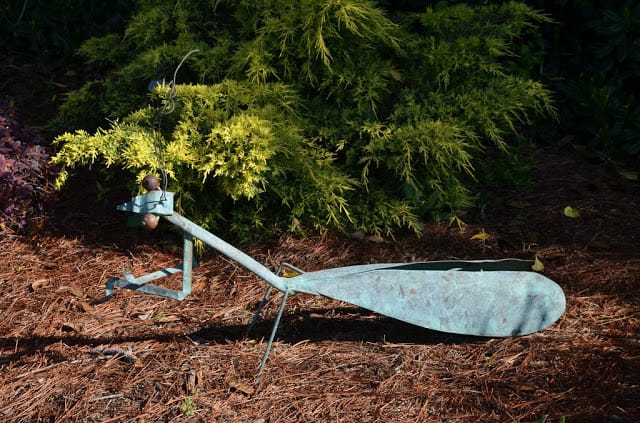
79,301,95,314
618,169,638,181
228,379,255,395
281,268,301,278
563,206,581,218
67,285,85,298
31,279,51,291
471,232,490,240
531,256,544,272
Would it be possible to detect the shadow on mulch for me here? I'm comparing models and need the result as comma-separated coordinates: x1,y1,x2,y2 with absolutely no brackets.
0,304,485,364
194,312,486,345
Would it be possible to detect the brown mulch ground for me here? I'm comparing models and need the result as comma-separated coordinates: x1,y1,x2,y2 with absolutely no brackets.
1,149,638,422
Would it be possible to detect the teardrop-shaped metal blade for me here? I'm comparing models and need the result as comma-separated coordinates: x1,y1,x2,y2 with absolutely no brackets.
288,261,565,337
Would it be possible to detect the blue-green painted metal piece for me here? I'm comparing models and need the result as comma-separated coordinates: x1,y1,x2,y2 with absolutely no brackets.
288,262,565,337
105,231,195,301
107,191,566,377
116,190,174,215
163,212,286,291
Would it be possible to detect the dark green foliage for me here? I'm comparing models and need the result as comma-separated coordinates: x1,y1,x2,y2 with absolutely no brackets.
0,1,136,133
532,0,640,166
478,140,537,191
0,0,134,59
52,0,556,236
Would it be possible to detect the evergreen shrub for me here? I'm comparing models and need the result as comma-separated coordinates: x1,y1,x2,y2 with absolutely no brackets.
52,0,556,237
532,0,640,167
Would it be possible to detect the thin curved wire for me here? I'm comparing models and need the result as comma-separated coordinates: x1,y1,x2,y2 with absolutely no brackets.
152,49,200,196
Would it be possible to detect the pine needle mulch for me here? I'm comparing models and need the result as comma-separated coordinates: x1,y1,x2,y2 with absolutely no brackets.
1,151,639,422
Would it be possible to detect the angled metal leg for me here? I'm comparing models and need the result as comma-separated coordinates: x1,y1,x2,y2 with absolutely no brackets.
246,262,305,336
246,285,273,336
256,289,291,380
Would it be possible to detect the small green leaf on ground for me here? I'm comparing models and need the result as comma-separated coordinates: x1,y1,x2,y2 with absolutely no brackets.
617,169,638,181
563,206,580,218
531,256,544,272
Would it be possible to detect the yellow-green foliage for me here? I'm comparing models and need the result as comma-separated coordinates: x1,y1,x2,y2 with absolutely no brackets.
199,114,274,199
52,81,357,234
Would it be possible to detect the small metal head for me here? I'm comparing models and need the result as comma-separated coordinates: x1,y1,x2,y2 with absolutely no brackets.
142,174,160,191
141,213,160,230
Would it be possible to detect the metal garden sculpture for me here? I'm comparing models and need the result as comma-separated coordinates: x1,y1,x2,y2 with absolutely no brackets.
101,51,565,378
104,176,566,377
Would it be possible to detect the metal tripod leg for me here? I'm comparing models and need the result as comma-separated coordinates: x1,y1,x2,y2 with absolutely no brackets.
246,262,304,336
256,289,291,380
247,285,273,336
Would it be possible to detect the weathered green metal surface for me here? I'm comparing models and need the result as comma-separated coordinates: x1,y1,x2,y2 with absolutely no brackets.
288,263,565,336
116,190,174,215
104,230,194,301
164,212,286,290
109,191,566,336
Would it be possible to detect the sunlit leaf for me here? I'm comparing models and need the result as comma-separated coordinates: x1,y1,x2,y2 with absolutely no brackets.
79,301,95,313
68,285,85,298
281,268,301,278
618,169,638,181
531,255,544,272
228,379,255,395
563,206,580,218
30,279,51,291
471,231,490,240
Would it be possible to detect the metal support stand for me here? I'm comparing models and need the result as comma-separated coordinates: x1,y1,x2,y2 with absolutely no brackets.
104,232,196,301
248,262,306,380
247,262,305,336
256,289,291,380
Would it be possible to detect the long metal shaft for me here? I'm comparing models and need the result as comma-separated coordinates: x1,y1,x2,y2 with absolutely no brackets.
163,212,286,292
